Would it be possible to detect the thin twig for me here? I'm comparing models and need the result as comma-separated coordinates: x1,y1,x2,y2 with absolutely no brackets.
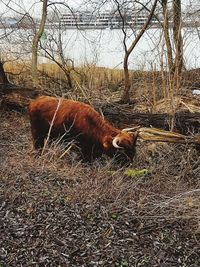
42,97,63,155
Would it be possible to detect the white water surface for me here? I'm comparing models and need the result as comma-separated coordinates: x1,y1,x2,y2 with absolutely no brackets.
0,27,199,70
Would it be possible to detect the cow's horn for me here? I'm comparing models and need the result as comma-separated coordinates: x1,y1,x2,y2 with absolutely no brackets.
122,126,140,132
112,136,123,149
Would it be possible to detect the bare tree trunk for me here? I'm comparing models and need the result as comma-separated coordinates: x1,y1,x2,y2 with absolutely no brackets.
122,53,131,103
0,61,10,85
161,0,175,76
31,0,48,87
173,0,183,89
119,0,158,103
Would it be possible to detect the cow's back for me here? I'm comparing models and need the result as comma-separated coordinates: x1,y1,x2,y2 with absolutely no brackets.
28,96,106,140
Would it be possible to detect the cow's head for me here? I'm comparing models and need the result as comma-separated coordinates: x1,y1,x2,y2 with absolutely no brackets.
103,128,138,165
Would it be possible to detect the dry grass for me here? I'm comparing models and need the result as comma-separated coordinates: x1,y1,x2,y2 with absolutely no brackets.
0,110,200,266
1,64,200,266
4,62,125,95
5,62,200,116
1,111,199,210
4,62,164,105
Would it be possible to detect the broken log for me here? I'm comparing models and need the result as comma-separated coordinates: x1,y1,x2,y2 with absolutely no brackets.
0,83,39,111
0,60,39,111
136,127,200,145
101,104,200,135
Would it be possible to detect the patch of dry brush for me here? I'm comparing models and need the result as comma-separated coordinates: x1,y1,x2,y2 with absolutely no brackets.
0,111,200,266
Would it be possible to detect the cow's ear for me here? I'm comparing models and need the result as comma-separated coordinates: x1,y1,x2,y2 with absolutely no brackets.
103,142,109,149
103,136,112,149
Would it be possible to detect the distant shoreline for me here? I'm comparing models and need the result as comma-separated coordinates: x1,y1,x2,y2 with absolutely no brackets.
1,23,199,30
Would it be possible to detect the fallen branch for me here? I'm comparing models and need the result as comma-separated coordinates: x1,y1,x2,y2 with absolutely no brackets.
136,127,200,145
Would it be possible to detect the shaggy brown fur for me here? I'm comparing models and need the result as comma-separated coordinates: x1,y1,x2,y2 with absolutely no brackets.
28,96,137,164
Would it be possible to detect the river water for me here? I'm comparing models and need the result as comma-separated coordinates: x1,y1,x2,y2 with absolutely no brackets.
1,27,200,70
